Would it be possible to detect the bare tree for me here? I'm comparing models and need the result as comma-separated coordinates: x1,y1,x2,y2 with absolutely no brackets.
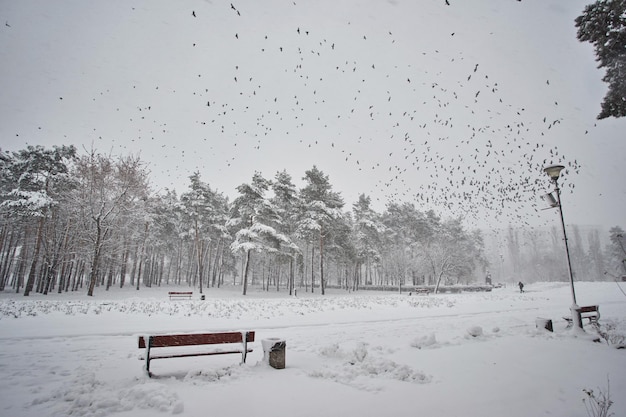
73,151,150,296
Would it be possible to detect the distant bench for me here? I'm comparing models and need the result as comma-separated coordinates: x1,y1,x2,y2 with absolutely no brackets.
564,305,600,327
168,291,193,300
409,288,430,296
138,331,255,377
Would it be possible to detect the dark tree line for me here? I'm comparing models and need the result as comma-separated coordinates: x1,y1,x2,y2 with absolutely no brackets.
1,146,622,297
0,145,493,296
485,224,625,285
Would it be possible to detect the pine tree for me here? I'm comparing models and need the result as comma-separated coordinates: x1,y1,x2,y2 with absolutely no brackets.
297,166,344,295
271,170,301,294
353,194,385,286
230,172,292,295
180,172,229,293
0,145,77,296
575,0,626,119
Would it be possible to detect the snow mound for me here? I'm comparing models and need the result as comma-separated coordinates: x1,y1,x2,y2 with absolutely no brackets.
466,326,484,338
31,368,183,416
310,342,431,391
410,333,440,349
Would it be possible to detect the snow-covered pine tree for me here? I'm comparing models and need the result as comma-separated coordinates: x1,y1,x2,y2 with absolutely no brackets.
229,172,293,295
0,145,77,296
271,170,301,294
575,0,626,119
297,166,344,295
352,194,385,286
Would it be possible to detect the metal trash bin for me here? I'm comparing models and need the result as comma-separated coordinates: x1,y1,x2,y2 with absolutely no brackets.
535,317,553,332
200,294,205,301
262,338,286,369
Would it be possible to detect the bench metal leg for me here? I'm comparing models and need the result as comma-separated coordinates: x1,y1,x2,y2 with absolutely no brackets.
241,332,248,364
145,337,153,377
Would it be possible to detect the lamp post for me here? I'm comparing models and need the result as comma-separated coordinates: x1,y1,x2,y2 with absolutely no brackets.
543,164,583,330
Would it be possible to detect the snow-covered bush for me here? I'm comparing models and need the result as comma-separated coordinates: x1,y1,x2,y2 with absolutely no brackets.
594,320,626,349
466,326,483,338
410,333,438,349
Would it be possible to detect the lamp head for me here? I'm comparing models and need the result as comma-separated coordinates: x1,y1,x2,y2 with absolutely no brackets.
543,164,565,181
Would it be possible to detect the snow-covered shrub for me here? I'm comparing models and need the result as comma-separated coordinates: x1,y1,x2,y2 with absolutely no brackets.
594,319,625,349
410,333,438,349
466,326,483,337
350,342,368,363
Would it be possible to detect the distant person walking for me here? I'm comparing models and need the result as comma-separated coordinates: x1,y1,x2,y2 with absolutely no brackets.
518,281,524,293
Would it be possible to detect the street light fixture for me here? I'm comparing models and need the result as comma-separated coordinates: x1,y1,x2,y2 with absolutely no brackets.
542,164,583,330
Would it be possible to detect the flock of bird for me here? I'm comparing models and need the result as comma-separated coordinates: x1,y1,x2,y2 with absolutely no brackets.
8,0,587,230
192,1,583,229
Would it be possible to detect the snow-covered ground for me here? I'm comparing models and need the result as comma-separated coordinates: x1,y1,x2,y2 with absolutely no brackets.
1,282,625,417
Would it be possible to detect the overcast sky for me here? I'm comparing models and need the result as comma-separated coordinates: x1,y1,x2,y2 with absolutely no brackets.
1,0,624,231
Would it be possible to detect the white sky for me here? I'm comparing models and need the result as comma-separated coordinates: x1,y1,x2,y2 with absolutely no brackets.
1,0,624,231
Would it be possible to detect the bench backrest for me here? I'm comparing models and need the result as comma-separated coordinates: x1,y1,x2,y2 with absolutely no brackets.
138,331,255,349
579,305,598,313
168,291,192,295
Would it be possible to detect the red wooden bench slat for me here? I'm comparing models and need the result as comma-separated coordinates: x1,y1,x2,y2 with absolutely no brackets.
138,331,255,348
579,306,598,314
168,291,193,300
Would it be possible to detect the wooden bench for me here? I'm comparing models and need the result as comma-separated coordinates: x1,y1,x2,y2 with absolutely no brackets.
168,291,193,300
138,331,255,377
410,288,430,295
564,305,600,327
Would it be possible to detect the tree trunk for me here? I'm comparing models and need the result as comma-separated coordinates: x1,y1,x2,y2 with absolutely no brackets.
119,240,129,288
105,252,117,291
87,218,102,297
319,230,325,295
0,228,18,291
288,255,294,295
211,239,221,287
158,254,165,286
242,249,251,295
129,242,139,287
24,217,45,296
136,222,149,291
276,257,281,292
62,255,75,293
311,245,315,293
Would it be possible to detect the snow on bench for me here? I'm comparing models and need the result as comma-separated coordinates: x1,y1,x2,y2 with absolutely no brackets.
564,305,600,327
138,331,255,377
168,291,193,300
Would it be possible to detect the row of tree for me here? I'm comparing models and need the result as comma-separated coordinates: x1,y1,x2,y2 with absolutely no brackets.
487,224,626,285
0,145,492,296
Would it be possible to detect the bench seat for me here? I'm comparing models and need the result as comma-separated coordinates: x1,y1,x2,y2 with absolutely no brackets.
168,291,193,300
564,305,600,327
138,331,255,377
